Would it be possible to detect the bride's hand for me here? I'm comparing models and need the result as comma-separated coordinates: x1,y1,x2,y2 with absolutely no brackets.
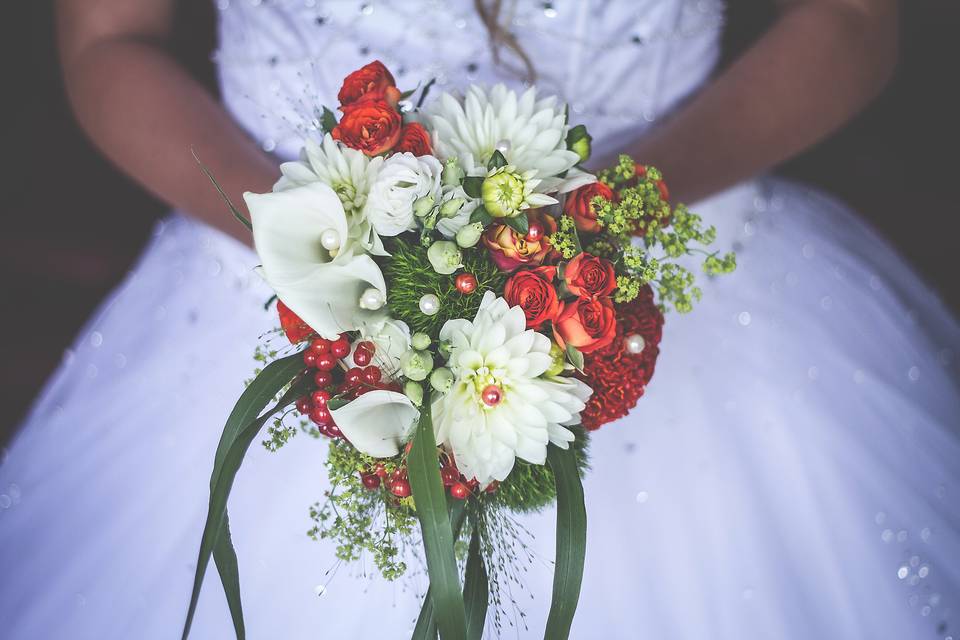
57,0,278,246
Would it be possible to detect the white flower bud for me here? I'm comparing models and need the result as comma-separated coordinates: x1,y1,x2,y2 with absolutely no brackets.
427,240,463,275
403,381,424,407
411,332,432,351
400,349,434,381
439,197,465,218
429,367,455,394
455,222,484,248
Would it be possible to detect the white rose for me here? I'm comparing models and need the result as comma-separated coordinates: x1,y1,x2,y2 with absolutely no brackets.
363,153,443,237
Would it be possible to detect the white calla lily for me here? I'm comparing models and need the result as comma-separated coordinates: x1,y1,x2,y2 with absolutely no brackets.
246,182,387,339
330,390,419,458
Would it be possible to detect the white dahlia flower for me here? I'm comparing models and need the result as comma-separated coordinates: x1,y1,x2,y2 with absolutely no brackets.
363,152,443,236
427,84,581,190
432,292,592,485
275,134,387,256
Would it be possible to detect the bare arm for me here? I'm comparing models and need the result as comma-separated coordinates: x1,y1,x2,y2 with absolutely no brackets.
605,0,898,203
56,0,276,244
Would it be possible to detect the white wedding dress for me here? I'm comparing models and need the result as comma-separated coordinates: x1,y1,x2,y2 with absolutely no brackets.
2,1,959,638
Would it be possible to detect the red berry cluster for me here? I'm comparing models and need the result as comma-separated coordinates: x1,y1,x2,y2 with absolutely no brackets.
357,450,499,501
439,452,499,500
360,463,411,497
578,285,664,430
296,336,399,438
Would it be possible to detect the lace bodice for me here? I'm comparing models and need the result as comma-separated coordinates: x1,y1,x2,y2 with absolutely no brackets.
214,0,725,161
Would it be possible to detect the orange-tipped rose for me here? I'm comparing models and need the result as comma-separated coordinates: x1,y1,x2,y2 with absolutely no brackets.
553,297,617,354
338,60,401,108
482,211,557,272
394,122,433,156
332,99,402,156
564,181,614,234
563,253,617,298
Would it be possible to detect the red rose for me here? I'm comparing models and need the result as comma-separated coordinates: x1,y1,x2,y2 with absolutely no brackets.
563,253,617,298
332,99,402,156
482,210,558,272
394,122,433,156
553,296,617,354
337,60,401,108
277,300,314,344
503,266,560,329
564,181,614,234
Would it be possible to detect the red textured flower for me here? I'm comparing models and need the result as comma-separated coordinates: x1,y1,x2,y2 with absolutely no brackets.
564,181,614,234
277,300,314,344
337,60,401,108
577,286,664,430
563,253,617,298
503,266,560,329
394,122,433,156
332,99,402,156
553,296,617,354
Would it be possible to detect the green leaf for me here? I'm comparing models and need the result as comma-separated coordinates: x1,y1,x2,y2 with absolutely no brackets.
504,213,529,236
182,352,308,640
416,78,437,109
564,344,584,374
191,148,252,231
462,176,484,200
411,499,469,640
320,106,338,134
463,524,488,640
468,206,493,226
407,389,467,640
487,149,507,171
543,445,587,640
213,512,245,639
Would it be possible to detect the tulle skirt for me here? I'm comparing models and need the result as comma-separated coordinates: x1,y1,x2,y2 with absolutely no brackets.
1,177,958,639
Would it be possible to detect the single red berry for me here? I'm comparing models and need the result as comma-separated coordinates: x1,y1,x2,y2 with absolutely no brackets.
330,337,351,359
310,390,330,407
450,482,469,500
440,466,459,487
361,473,381,490
362,366,382,385
315,353,338,372
373,464,387,478
309,337,331,355
353,347,372,367
345,367,363,386
454,273,478,295
310,406,332,426
313,370,333,388
295,397,312,414
525,221,545,243
390,467,408,483
327,424,342,438
390,479,412,497
303,351,318,368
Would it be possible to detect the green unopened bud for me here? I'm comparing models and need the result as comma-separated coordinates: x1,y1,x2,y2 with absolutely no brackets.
546,342,566,377
411,332,432,351
455,222,484,248
413,194,436,218
442,158,464,186
482,169,526,218
439,197,465,218
429,367,455,394
403,381,424,407
427,240,463,275
400,349,434,382
566,124,592,163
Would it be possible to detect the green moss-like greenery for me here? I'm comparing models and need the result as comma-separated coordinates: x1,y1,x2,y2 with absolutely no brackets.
381,237,506,337
493,426,591,513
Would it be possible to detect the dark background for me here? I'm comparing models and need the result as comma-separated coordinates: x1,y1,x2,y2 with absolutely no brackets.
4,1,959,443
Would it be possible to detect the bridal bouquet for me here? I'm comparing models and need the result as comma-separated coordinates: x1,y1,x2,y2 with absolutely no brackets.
183,61,734,639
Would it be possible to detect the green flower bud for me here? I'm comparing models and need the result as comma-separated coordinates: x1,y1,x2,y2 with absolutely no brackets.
400,349,434,382
413,194,436,218
426,240,463,275
455,222,484,248
429,367,455,394
546,342,566,377
566,124,592,164
403,381,424,407
442,158,464,186
482,169,525,218
411,332,432,351
439,197,465,218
